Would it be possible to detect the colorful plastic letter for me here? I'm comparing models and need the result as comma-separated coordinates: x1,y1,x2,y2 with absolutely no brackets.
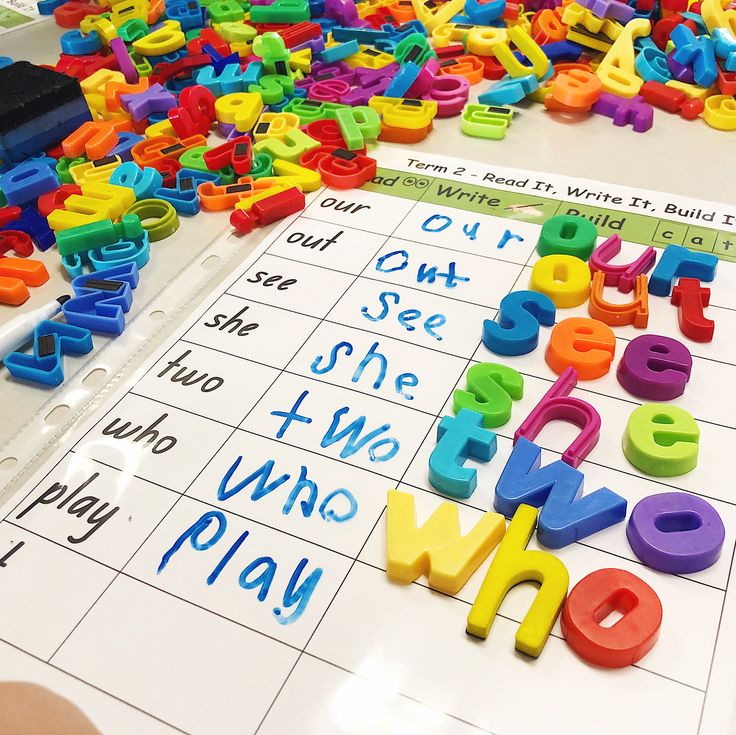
545,317,616,380
483,290,556,356
466,504,569,657
623,403,699,477
495,437,627,547
515,367,601,468
428,409,497,499
671,277,715,342
561,568,662,667
1,161,59,206
3,320,93,386
588,272,649,328
648,244,718,297
453,363,524,428
627,492,725,574
596,18,651,97
386,489,506,594
591,93,654,132
588,234,656,292
62,121,118,160
537,215,597,260
493,26,551,79
617,334,692,400
529,254,591,308
671,24,718,88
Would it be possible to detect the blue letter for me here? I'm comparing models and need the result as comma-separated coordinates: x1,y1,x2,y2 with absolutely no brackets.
157,510,226,574
319,488,358,522
239,556,277,601
497,229,524,249
421,214,452,233
207,530,249,585
395,372,418,400
483,290,556,356
428,409,496,499
495,438,627,548
282,465,318,517
311,341,353,375
361,291,399,322
376,249,409,273
273,557,323,624
416,261,470,289
218,456,291,501
351,341,387,389
321,406,400,462
271,390,313,439
424,313,446,340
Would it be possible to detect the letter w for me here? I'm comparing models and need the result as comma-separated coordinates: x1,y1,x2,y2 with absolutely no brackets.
495,438,626,548
218,456,291,502
386,489,505,595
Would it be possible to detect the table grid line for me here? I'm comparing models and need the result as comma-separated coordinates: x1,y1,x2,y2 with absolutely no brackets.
1,177,734,735
0,516,711,697
213,287,736,370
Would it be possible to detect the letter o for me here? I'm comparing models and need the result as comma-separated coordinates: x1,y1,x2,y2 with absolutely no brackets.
561,568,662,668
152,436,177,454
626,492,725,574
529,254,591,307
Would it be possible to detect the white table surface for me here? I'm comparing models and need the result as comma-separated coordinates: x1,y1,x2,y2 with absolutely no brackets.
0,17,735,735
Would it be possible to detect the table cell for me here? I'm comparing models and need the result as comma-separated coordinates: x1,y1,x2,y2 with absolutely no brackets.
125,498,351,648
185,293,319,369
393,201,538,266
268,218,388,275
73,393,233,491
241,372,435,478
0,524,115,660
134,342,279,428
303,189,417,236
288,320,467,415
53,575,298,735
307,563,703,735
259,654,483,735
328,278,488,358
9,454,177,568
187,430,391,557
0,640,179,735
365,238,523,308
231,254,355,318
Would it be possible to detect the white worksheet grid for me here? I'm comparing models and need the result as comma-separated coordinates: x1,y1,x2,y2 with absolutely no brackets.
2,161,736,735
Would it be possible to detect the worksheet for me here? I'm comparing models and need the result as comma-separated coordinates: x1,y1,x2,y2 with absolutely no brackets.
1,148,736,735
0,0,45,35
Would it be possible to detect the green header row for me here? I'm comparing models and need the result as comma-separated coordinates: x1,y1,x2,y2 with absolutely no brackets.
362,168,736,263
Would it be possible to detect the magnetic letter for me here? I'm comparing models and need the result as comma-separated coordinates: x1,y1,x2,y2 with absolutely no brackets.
622,403,699,476
561,568,662,668
467,504,569,657
386,489,506,594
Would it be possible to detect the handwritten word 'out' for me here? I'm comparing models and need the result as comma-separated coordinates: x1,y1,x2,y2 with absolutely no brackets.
375,250,470,290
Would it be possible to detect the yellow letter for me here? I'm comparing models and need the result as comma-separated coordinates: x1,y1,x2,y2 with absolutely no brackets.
386,489,506,595
466,504,569,657
595,18,650,98
529,254,591,307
